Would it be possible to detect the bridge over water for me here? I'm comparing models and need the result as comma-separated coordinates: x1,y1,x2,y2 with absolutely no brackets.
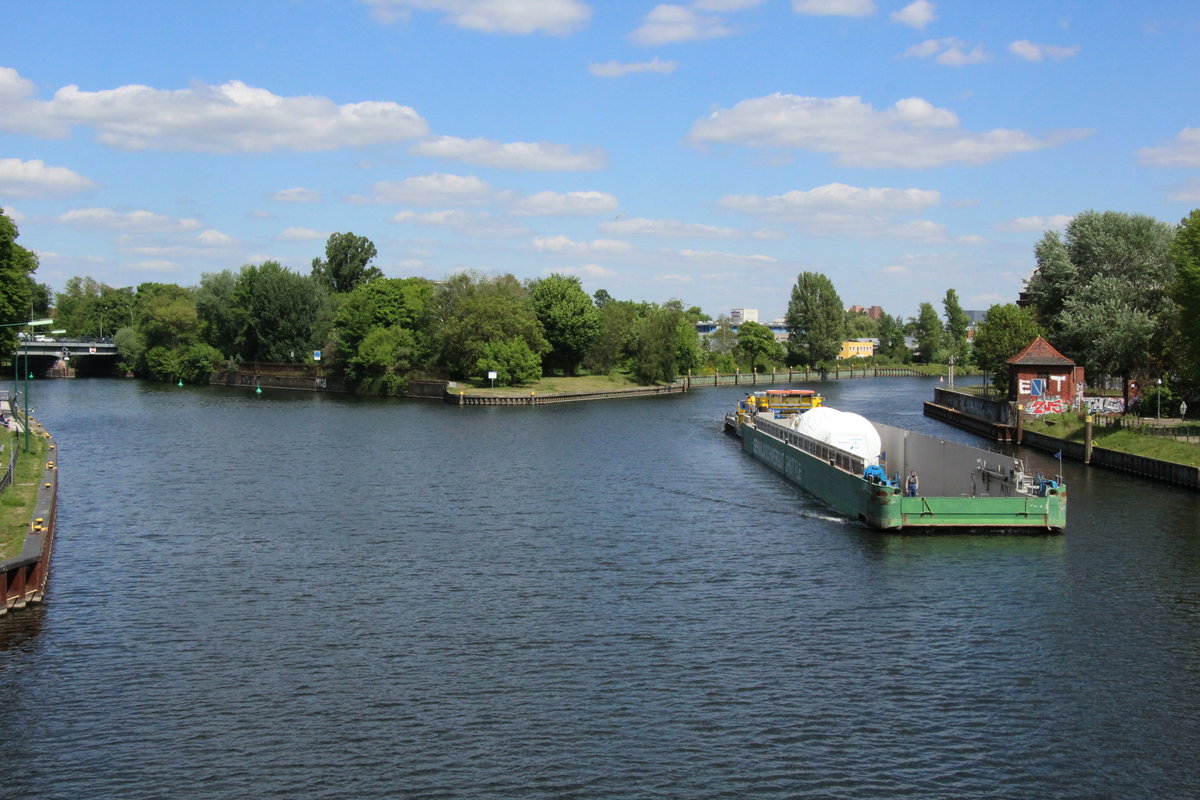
8,339,120,378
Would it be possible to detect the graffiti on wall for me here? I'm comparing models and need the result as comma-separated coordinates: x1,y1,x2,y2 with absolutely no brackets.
1082,396,1126,414
1026,399,1066,415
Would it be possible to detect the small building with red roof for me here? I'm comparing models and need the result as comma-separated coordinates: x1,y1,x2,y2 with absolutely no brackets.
1006,336,1085,412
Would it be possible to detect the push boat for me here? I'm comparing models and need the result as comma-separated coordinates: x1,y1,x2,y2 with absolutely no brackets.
724,390,1066,531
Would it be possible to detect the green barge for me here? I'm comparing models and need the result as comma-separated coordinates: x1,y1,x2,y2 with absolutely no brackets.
725,393,1066,531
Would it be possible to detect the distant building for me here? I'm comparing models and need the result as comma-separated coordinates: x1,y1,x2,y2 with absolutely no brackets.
846,305,883,319
964,309,988,340
695,316,789,344
837,339,876,359
730,308,758,324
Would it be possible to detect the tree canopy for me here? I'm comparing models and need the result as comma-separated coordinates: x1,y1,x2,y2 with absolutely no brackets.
784,271,843,367
1024,210,1175,383
530,273,599,376
1170,209,1200,388
971,303,1043,390
311,232,383,294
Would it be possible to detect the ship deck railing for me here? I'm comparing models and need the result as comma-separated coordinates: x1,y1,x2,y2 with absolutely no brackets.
755,415,867,477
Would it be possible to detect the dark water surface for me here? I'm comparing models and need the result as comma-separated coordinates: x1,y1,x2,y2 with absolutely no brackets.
2,378,1198,799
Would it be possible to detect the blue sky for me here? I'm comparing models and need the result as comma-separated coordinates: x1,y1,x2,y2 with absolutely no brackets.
2,0,1197,322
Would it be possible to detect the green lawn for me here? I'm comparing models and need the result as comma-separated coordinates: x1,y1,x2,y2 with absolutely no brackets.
455,371,651,396
1025,414,1200,467
0,429,49,560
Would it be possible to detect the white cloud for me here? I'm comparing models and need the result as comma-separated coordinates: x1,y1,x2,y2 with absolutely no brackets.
391,209,527,237
532,235,632,255
598,216,778,239
890,0,935,29
718,183,940,216
510,190,618,216
0,158,96,198
1138,128,1200,167
363,0,591,35
631,5,734,45
689,93,1087,168
278,226,326,241
548,263,617,278
1168,181,1200,203
58,207,200,231
903,37,989,66
0,67,429,153
127,260,179,273
355,173,497,205
197,229,235,245
589,58,677,78
678,249,777,264
792,0,875,17
695,0,764,9
996,215,1074,232
271,187,322,203
1009,40,1080,62
409,135,605,170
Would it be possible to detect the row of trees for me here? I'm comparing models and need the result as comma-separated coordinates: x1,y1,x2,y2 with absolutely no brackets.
45,231,712,391
781,271,971,369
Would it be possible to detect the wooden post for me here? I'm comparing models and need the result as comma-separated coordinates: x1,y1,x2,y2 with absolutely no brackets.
1084,414,1093,464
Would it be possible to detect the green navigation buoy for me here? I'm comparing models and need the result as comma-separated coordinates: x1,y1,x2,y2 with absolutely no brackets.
177,379,183,387
255,384,262,394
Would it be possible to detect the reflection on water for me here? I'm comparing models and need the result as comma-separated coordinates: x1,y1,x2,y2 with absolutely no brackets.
0,376,1197,799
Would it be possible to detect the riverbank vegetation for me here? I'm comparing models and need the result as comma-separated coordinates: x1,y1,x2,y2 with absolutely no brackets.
0,430,49,560
18,217,970,394
6,205,1195,408
1024,413,1200,467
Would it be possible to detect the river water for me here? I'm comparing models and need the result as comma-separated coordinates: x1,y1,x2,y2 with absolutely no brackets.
1,377,1197,799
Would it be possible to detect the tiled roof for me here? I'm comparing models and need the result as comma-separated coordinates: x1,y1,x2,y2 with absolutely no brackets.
1006,336,1075,367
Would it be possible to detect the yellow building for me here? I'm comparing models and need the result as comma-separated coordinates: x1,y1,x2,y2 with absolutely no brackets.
837,339,876,359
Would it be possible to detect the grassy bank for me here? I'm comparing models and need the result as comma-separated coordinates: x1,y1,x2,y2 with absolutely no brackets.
0,429,49,560
456,372,648,396
1025,414,1200,467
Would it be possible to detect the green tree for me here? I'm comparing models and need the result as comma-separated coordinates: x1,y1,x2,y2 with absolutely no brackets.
530,274,599,375
52,276,104,336
784,271,844,366
1023,211,1175,383
971,303,1043,391
844,311,880,339
332,277,432,380
734,320,785,372
628,304,699,384
428,272,546,378
942,288,969,358
584,298,640,374
1171,209,1200,390
0,210,35,325
311,232,383,294
706,314,737,356
236,262,331,362
195,270,243,358
476,338,542,385
876,313,910,362
912,302,943,364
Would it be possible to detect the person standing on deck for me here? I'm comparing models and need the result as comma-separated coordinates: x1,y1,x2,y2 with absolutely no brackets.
906,470,919,497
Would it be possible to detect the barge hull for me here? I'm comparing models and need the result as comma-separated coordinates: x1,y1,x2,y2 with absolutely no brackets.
739,417,1064,531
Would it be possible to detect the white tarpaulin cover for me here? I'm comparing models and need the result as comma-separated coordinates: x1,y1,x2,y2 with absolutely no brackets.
791,406,881,466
